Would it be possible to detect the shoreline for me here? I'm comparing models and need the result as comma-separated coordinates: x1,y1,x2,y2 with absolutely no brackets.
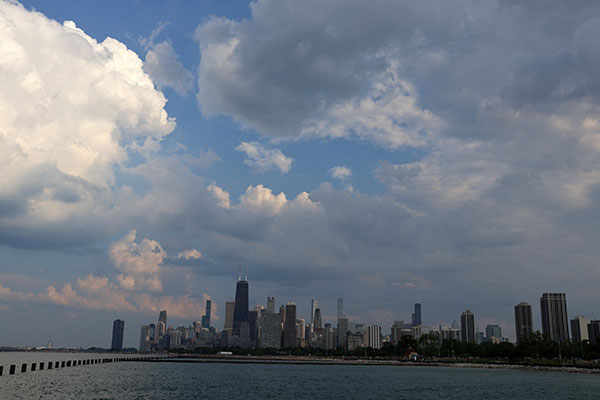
131,355,600,374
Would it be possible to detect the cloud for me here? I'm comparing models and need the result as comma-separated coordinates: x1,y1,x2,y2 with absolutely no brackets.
235,142,293,174
195,0,454,147
208,183,231,209
0,1,176,248
328,166,352,181
144,40,194,96
236,184,288,216
177,249,203,260
109,230,166,292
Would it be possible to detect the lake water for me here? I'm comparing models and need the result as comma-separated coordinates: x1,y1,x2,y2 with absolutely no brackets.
1,353,599,399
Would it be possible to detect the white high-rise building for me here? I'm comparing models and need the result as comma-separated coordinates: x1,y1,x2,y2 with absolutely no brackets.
368,325,381,349
571,316,590,342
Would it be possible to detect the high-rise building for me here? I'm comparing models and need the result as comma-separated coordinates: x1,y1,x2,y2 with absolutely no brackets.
159,310,167,326
111,319,125,350
368,325,381,349
514,302,533,343
310,298,318,336
149,323,156,341
139,325,150,351
283,302,297,348
157,321,166,338
259,311,282,349
460,310,475,343
248,310,258,344
202,299,212,329
313,308,323,335
267,297,275,313
324,324,337,350
337,318,349,348
412,303,422,326
540,293,569,342
391,321,404,345
233,273,249,336
588,320,600,346
296,318,306,346
571,316,591,342
337,298,344,320
485,324,502,342
224,301,235,335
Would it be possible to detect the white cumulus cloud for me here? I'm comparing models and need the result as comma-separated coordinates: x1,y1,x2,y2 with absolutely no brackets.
235,142,293,174
328,166,352,181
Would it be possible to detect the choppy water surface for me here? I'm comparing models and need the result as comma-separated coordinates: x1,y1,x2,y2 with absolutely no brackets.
1,353,599,399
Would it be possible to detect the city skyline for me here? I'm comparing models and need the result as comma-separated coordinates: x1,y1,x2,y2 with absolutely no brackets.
1,0,600,348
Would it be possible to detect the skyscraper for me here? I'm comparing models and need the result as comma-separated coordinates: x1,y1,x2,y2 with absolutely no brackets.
233,273,249,336
368,325,381,349
259,311,282,349
149,323,156,341
310,298,318,336
313,308,322,335
337,298,344,320
224,301,235,335
159,310,167,326
283,302,297,348
267,297,275,313
111,319,125,350
202,299,212,329
139,325,150,351
588,320,600,346
540,293,569,342
337,317,349,348
411,303,422,326
514,302,533,343
570,316,590,342
460,310,475,343
485,324,502,342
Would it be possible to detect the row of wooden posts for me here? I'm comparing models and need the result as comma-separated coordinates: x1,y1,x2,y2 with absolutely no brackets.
0,357,162,376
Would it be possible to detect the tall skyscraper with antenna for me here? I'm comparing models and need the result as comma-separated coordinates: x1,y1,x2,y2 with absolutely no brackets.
232,266,249,337
310,297,318,336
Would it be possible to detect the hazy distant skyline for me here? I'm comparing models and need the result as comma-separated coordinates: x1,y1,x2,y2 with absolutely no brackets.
1,0,600,348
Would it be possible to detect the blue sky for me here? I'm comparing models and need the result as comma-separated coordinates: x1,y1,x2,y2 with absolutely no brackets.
1,0,600,348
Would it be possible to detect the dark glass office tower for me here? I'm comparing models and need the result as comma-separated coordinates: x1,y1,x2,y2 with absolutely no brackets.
233,278,249,336
514,302,533,343
202,299,212,329
283,302,297,348
412,303,422,326
540,293,569,342
111,319,125,350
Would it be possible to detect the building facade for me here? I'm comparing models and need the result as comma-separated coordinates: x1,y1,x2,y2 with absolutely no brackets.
460,310,475,343
232,277,249,337
570,316,590,342
283,302,297,348
514,302,533,343
412,303,422,326
368,325,381,349
540,293,569,342
111,319,125,350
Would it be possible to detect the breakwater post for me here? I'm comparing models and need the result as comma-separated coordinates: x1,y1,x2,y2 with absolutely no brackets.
9,365,16,375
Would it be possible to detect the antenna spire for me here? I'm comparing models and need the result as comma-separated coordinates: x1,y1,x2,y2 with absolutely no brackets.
238,264,241,281
245,264,248,281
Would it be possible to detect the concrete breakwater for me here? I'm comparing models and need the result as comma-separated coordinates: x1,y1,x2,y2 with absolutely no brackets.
0,356,165,376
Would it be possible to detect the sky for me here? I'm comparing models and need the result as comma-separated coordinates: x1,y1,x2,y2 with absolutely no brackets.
1,0,600,348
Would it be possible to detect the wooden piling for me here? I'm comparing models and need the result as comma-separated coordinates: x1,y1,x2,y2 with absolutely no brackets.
9,365,16,374
31,363,36,371
21,363,27,373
